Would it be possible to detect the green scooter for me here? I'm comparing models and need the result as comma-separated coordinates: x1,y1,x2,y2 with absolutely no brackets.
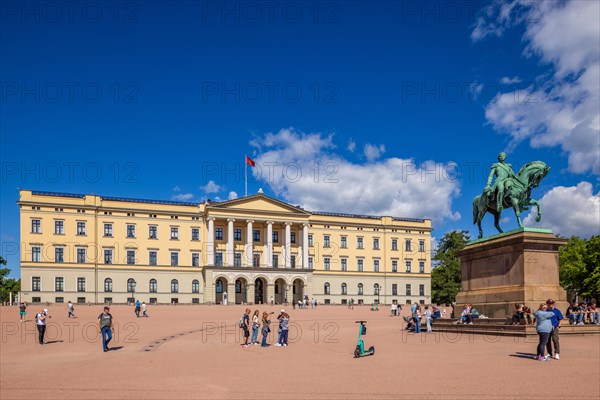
354,321,375,358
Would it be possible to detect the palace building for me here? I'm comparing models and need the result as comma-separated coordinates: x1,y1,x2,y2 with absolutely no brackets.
18,189,432,305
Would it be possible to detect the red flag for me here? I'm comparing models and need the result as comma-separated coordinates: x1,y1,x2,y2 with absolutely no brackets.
245,156,255,167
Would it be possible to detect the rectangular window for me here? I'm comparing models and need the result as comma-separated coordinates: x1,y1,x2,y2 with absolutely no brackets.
392,284,398,295
77,221,86,235
253,253,260,268
419,261,425,273
253,229,260,242
55,277,64,292
406,284,411,296
149,298,157,304
77,248,86,264
273,231,279,243
32,297,41,303
342,284,347,295
149,280,157,293
291,232,296,244
308,234,313,247
105,279,112,292
419,284,425,296
77,277,86,292
341,258,347,272
149,251,157,266
358,285,364,296
55,247,64,263
127,250,135,265
392,239,398,251
215,227,223,240
373,238,380,250
234,228,242,241
149,225,157,239
32,277,41,291
392,260,398,272
357,259,364,272
419,240,425,252
324,257,331,271
341,236,347,248
171,252,179,266
215,252,223,266
374,259,380,272
104,249,113,265
291,255,296,268
234,252,242,267
273,254,279,268
308,257,313,269
103,297,112,304
170,227,179,240
77,297,86,304
54,220,64,235
357,237,364,249
405,239,412,251
104,223,113,237
323,235,330,247
31,219,41,233
55,297,64,303
126,224,136,238
406,260,412,273
192,252,199,267
191,228,200,241
32,246,41,262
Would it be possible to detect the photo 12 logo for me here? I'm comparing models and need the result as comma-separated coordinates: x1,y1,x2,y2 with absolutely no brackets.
200,1,339,24
1,81,140,104
201,81,339,104
0,1,140,24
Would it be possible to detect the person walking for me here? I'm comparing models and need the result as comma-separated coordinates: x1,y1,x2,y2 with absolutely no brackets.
19,302,26,322
534,303,555,361
98,306,114,352
134,300,141,318
240,308,251,348
35,309,50,344
251,310,260,345
546,299,564,360
414,305,422,334
261,311,273,347
425,305,433,333
142,302,148,317
67,301,75,318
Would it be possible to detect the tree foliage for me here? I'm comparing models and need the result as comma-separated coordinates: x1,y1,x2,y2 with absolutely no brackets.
431,231,469,305
559,236,600,301
0,256,21,303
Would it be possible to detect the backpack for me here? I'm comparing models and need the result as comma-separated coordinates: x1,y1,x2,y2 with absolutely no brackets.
239,316,245,328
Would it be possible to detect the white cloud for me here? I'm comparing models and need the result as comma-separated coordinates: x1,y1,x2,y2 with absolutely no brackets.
201,180,222,194
250,128,461,223
476,0,600,175
471,0,525,41
364,143,385,161
523,182,600,238
171,193,194,201
347,138,356,152
500,76,522,84
173,185,181,192
228,191,238,200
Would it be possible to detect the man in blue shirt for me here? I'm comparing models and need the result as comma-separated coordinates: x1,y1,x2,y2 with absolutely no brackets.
546,299,563,360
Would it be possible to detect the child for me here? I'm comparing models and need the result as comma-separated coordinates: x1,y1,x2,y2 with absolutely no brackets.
19,302,27,322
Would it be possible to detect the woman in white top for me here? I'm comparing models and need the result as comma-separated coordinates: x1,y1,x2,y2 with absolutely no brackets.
251,310,260,345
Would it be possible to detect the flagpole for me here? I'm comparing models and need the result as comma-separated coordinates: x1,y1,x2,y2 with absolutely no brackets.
245,157,248,197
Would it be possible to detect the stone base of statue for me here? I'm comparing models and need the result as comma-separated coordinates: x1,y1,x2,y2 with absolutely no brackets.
455,228,568,319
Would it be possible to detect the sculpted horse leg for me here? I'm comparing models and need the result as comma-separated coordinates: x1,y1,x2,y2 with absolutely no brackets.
492,210,503,234
528,199,542,222
511,197,523,227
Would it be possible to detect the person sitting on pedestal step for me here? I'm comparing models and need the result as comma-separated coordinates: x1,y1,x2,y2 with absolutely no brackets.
588,303,600,324
511,303,524,325
566,302,584,325
523,305,535,325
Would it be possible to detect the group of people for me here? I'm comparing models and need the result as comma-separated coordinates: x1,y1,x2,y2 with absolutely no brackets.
133,300,149,318
456,304,480,325
293,298,317,309
511,303,535,325
407,304,442,333
240,308,290,348
566,301,599,325
533,299,563,361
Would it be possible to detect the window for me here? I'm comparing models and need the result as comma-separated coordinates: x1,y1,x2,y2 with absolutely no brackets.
405,239,412,251
373,238,380,250
127,250,135,265
273,231,279,243
104,223,113,237
357,237,364,249
170,227,179,240
405,260,412,273
291,232,296,244
77,297,86,304
391,239,398,251
149,297,157,304
392,260,398,272
235,280,242,293
104,249,113,264
215,227,223,240
192,252,200,267
324,257,331,271
32,297,41,303
32,246,41,262
54,220,64,234
341,258,347,272
171,252,179,266
149,251,157,266
273,254,279,268
234,252,242,267
308,234,313,247
215,252,223,266
406,284,411,296
149,225,157,239
341,236,347,248
191,228,200,241
392,284,398,296
127,278,136,292
55,247,64,263
77,221,86,235
234,228,242,241
55,277,64,292
308,257,313,269
419,240,425,252
323,235,330,247
358,283,363,295
419,261,425,273
104,278,112,292
341,283,347,295
253,253,260,267
149,279,157,293
31,219,41,233
291,255,296,268
216,280,223,293
126,224,136,238
77,277,86,292
192,279,200,293
171,279,179,293
55,297,64,303
77,248,86,264
32,277,41,291
324,282,330,295
253,229,260,242
357,259,364,272
419,284,425,296
374,259,380,272
374,283,380,295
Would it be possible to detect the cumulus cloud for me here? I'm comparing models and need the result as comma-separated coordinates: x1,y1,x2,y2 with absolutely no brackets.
228,191,238,200
201,180,222,194
250,128,461,223
523,182,600,238
364,144,386,161
500,76,522,84
475,0,600,175
171,193,194,201
347,138,356,152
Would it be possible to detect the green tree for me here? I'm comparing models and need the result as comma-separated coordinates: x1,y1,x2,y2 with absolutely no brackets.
0,256,21,303
431,230,469,305
559,236,600,302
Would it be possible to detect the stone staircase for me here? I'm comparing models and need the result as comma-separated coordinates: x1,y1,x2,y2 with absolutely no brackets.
429,318,600,337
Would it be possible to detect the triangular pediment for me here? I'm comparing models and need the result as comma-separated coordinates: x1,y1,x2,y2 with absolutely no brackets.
209,194,311,215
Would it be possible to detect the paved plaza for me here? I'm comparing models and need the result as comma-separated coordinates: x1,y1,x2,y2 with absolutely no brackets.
1,304,599,400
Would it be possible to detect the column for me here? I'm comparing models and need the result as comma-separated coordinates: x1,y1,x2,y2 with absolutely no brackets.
207,218,215,266
226,219,235,266
302,223,309,269
284,222,292,268
247,284,255,305
227,282,236,305
245,220,253,267
266,221,273,268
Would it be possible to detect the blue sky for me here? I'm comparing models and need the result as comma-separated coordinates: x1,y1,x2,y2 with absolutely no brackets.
1,1,599,277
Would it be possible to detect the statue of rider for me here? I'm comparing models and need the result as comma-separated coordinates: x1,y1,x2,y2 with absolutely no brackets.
484,152,518,212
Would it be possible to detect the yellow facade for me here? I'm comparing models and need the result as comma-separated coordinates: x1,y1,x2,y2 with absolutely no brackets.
18,189,432,305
